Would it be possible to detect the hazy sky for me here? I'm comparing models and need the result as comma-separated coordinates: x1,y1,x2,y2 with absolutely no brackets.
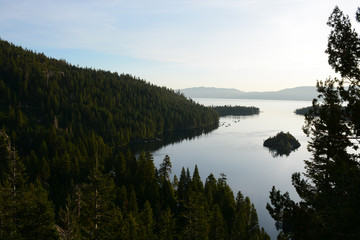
1,0,359,91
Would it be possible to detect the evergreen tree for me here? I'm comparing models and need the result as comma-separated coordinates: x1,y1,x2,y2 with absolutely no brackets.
0,131,23,239
216,173,235,235
159,155,172,181
128,185,139,215
159,178,177,212
172,174,179,190
79,164,121,240
0,130,57,240
138,201,155,240
267,6,360,239
191,164,204,193
135,151,156,206
247,200,260,240
158,207,175,240
117,185,129,213
123,212,139,240
19,180,57,240
177,167,190,202
181,191,209,240
0,179,22,240
113,152,126,186
231,191,247,240
209,204,226,240
204,173,217,207
55,202,80,240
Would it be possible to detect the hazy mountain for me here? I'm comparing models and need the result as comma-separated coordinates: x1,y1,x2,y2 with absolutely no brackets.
179,86,317,101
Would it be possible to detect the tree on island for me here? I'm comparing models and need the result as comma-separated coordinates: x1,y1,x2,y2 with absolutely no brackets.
210,105,260,117
267,6,360,239
263,131,301,157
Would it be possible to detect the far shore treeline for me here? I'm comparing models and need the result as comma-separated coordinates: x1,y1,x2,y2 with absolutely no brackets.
210,105,260,117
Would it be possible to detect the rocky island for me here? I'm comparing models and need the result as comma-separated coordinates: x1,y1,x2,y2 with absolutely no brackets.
263,131,301,156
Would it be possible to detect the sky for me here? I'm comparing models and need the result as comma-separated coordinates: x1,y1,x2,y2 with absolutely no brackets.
0,0,359,91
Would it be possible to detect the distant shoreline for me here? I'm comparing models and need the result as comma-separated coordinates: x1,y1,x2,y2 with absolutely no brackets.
180,86,317,101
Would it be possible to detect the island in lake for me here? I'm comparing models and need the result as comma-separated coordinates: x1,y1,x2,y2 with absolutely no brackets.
294,106,313,115
210,105,260,116
263,131,301,157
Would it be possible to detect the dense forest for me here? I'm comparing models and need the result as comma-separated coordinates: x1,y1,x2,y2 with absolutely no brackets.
0,131,269,239
210,105,260,117
0,39,270,239
0,39,218,146
0,38,218,205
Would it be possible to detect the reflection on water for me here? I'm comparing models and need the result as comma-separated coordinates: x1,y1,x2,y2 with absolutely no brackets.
126,124,218,153
266,147,300,158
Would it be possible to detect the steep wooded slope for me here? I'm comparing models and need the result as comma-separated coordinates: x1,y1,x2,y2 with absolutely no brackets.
0,39,218,147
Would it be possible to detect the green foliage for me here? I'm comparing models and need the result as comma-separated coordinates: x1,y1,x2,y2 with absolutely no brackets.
209,204,226,240
210,105,260,116
159,155,172,181
0,39,269,239
294,106,313,116
263,131,301,157
0,37,218,208
138,201,155,240
0,130,268,239
0,38,218,148
267,6,360,239
157,207,175,240
0,131,57,240
19,180,57,240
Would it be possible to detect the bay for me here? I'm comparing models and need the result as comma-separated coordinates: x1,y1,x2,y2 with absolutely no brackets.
151,98,312,239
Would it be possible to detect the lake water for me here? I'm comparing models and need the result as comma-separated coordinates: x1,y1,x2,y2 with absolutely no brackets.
151,98,312,239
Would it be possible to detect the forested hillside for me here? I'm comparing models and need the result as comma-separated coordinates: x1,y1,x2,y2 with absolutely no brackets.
0,131,269,239
0,38,218,196
0,39,270,239
0,39,218,146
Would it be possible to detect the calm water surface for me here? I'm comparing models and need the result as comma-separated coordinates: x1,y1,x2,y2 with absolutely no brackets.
152,98,312,239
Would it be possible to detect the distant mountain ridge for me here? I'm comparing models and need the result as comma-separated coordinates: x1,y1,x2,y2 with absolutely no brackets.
179,86,317,101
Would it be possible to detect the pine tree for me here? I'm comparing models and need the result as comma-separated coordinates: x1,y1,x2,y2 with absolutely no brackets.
204,174,217,207
231,191,247,239
128,185,139,215
19,180,57,240
55,203,80,240
172,174,179,190
0,131,22,239
177,167,190,202
216,173,235,235
0,130,57,240
123,212,139,240
191,165,204,193
135,151,156,206
158,207,175,240
0,179,22,240
267,6,360,239
138,201,155,240
159,155,172,181
209,204,226,240
159,178,177,212
181,189,209,240
79,163,121,240
247,201,260,240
